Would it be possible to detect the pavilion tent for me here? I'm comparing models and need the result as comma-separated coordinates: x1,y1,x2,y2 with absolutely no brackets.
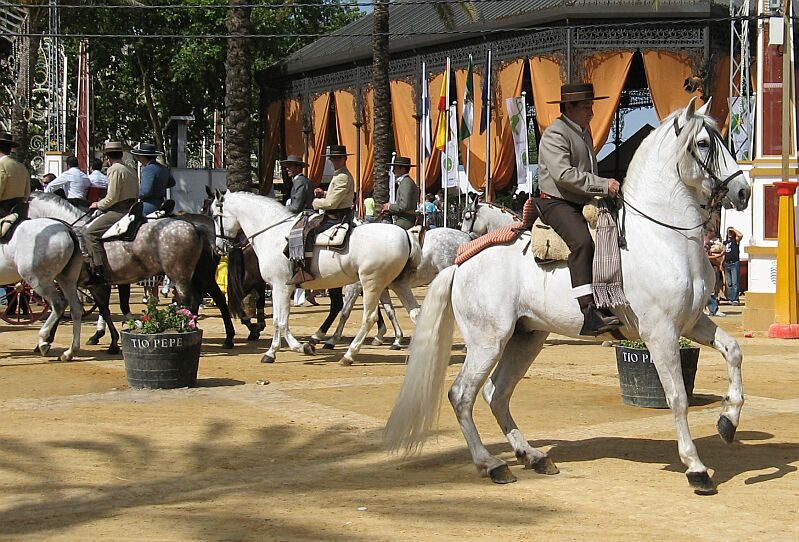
308,92,332,185
334,88,375,198
389,80,417,166
260,100,282,194
284,98,304,160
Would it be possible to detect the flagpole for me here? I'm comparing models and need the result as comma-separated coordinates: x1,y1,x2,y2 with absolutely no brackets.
420,61,427,216
485,49,492,202
444,57,450,229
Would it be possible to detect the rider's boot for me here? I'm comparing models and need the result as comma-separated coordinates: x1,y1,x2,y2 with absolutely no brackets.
286,261,314,286
577,294,621,336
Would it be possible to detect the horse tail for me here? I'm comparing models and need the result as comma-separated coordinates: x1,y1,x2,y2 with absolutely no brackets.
385,264,457,456
226,245,248,319
405,226,423,269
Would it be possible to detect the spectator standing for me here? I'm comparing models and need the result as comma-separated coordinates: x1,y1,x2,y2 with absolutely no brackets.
704,233,726,317
44,155,90,207
423,193,438,229
723,226,743,305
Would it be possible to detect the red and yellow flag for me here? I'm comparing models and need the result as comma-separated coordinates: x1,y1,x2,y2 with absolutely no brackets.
434,67,449,151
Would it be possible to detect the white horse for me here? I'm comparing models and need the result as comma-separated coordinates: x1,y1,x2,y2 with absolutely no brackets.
0,217,83,360
212,190,420,365
386,98,751,495
460,198,518,237
311,227,473,350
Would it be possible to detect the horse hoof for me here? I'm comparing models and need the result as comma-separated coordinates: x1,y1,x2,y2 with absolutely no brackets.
371,338,383,346
261,354,275,364
322,342,335,350
222,339,234,349
107,345,120,355
86,336,99,346
340,355,354,366
38,343,51,357
488,464,517,484
390,343,402,351
717,415,736,444
687,471,717,495
303,342,316,355
59,352,73,362
530,456,559,475
308,336,319,346
33,345,40,354
247,333,260,342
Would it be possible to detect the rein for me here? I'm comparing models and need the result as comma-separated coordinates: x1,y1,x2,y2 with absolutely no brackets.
215,199,295,251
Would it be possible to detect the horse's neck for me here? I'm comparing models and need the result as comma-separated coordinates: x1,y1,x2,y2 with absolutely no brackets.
484,206,515,231
229,195,289,240
30,198,85,225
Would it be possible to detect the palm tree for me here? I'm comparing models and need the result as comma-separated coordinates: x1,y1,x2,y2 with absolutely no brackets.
225,0,253,192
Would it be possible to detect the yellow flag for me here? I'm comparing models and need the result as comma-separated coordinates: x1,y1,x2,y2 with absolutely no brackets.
434,69,449,150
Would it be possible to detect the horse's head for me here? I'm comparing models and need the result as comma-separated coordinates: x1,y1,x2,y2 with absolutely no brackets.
211,189,240,254
460,193,481,236
672,97,750,212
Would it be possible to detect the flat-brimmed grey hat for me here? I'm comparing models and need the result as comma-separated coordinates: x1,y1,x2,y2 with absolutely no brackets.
323,144,351,157
130,142,163,157
103,141,124,153
280,154,309,167
388,156,415,168
0,132,20,148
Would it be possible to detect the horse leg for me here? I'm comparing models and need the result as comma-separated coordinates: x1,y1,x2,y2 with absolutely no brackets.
87,285,113,346
379,290,403,350
390,280,421,323
87,316,106,345
244,285,267,341
321,285,353,350
340,281,383,366
646,334,715,495
263,286,307,362
118,283,132,319
684,314,744,444
29,280,66,358
312,286,343,344
207,279,235,349
89,285,119,354
56,278,83,362
372,308,387,346
483,329,558,474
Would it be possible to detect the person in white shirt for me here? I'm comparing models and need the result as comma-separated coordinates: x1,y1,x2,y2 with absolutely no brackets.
44,155,91,206
88,158,109,189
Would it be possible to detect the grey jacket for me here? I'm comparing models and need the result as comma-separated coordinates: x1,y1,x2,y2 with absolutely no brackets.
388,175,420,229
286,173,314,213
537,115,610,205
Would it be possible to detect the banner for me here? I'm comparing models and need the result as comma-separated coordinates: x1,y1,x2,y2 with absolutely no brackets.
728,94,755,161
441,103,459,188
421,62,432,158
505,95,531,192
435,59,450,150
459,54,474,141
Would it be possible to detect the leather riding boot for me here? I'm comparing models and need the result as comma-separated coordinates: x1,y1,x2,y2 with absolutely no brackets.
577,294,621,336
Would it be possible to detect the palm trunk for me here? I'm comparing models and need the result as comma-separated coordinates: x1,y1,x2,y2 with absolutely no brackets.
136,54,165,154
371,0,390,207
224,0,253,192
11,8,45,168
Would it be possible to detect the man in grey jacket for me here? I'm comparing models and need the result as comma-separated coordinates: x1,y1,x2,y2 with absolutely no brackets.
537,83,622,336
282,155,314,213
382,155,420,230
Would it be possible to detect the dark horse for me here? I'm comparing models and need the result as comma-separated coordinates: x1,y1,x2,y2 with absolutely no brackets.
27,193,235,353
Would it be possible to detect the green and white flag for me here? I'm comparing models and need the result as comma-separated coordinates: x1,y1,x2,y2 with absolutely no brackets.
441,102,460,188
505,95,531,192
459,54,474,141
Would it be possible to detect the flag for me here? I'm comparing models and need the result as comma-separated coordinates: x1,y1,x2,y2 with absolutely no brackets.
459,54,474,141
505,95,530,192
479,49,491,135
388,152,397,203
441,102,459,188
421,63,432,157
434,60,450,150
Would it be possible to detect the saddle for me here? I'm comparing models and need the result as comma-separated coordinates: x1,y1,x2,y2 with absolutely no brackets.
0,213,23,243
146,199,176,219
101,201,146,242
531,203,598,263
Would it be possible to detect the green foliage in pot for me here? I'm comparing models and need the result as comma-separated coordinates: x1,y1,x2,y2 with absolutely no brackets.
124,304,198,334
619,337,694,349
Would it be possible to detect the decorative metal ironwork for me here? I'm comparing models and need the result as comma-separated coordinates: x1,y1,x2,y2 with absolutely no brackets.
44,0,66,153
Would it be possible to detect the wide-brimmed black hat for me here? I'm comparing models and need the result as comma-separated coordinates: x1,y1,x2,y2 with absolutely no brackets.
130,142,163,157
388,156,415,168
0,132,20,148
547,83,608,104
280,154,309,167
323,145,351,157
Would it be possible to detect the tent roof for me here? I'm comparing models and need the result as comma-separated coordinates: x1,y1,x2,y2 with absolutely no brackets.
281,0,738,75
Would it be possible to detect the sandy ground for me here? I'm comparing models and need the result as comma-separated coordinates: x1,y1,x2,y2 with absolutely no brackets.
1,288,798,541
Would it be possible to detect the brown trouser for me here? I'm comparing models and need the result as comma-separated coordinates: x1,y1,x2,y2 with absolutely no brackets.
536,197,593,290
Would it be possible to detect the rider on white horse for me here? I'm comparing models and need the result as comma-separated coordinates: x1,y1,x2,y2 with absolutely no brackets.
536,82,622,336
83,141,139,284
0,132,31,237
288,144,355,285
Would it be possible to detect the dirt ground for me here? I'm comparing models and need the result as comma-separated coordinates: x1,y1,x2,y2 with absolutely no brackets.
1,288,799,541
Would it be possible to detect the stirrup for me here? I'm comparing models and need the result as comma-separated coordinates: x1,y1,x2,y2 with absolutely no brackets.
286,267,314,286
579,309,621,337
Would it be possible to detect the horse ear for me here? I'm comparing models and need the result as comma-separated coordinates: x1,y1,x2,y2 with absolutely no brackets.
214,188,223,201
696,97,712,117
683,96,698,120
205,185,213,198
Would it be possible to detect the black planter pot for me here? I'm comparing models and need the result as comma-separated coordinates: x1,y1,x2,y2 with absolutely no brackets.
615,346,700,408
121,330,203,389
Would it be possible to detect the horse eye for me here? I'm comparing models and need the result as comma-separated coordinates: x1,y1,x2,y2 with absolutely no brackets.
697,140,710,149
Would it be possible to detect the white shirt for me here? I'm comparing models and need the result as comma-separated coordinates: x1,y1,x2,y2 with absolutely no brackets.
88,169,109,188
44,167,90,199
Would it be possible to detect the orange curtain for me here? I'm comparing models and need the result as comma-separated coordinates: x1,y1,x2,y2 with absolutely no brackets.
284,98,304,158
260,100,282,194
424,72,444,190
529,56,564,133
643,51,703,121
491,59,526,193
709,56,731,135
334,88,375,196
391,80,418,164
583,51,634,151
308,92,332,185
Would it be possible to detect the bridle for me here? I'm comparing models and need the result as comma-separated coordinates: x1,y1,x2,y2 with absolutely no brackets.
619,117,744,233
461,200,519,235
213,196,295,253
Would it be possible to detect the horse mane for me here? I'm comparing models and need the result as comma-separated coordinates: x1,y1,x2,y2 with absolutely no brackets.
480,201,520,219
29,192,85,222
663,107,723,187
228,191,293,220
